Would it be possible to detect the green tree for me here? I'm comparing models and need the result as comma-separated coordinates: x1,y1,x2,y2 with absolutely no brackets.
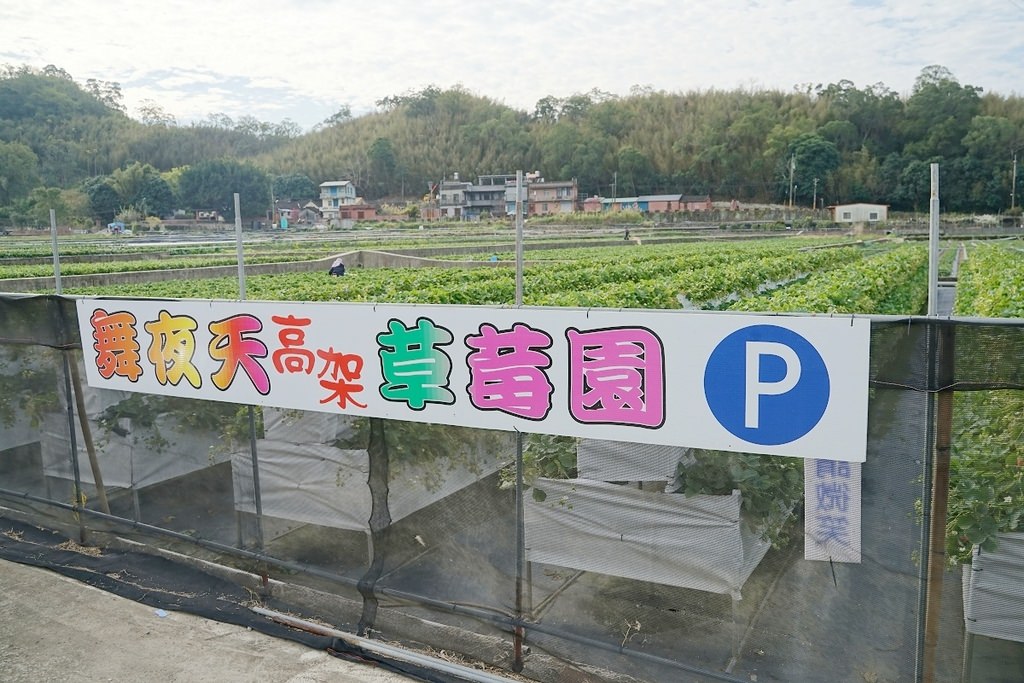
23,186,90,226
895,159,934,212
367,137,397,198
137,174,175,217
177,159,269,219
137,99,176,126
110,162,149,205
272,173,316,201
616,145,657,196
83,78,126,112
788,133,841,205
0,141,40,204
902,66,982,160
317,106,352,129
83,178,122,224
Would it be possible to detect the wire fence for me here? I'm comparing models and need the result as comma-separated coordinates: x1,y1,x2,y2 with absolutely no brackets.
0,295,1022,682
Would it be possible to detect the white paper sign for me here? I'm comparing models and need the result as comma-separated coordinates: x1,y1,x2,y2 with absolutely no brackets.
805,459,862,562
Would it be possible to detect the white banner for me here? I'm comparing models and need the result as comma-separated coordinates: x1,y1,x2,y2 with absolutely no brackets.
75,299,870,461
804,459,862,562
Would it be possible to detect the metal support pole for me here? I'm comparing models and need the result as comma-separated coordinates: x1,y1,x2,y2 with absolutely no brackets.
1011,151,1018,213
234,193,263,549
512,169,527,673
49,210,62,289
234,194,247,300
927,164,940,317
788,155,796,209
514,171,524,305
52,209,110,516
922,323,955,683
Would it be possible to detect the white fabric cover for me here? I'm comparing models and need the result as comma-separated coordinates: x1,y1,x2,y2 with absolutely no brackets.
262,407,353,445
525,478,771,598
963,532,1024,642
232,440,372,532
576,438,685,482
40,412,227,489
232,435,508,532
0,410,39,450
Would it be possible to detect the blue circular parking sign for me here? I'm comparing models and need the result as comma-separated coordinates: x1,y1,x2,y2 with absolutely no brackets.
704,325,830,445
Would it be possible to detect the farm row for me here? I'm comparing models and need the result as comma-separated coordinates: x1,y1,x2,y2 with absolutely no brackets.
64,239,930,315
947,242,1024,563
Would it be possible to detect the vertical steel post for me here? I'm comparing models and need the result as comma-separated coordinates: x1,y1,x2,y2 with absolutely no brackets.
1011,151,1017,213
512,170,526,672
515,171,524,305
922,323,955,683
50,210,62,291
52,210,110,517
921,165,955,682
927,164,940,317
235,194,247,300
235,193,263,549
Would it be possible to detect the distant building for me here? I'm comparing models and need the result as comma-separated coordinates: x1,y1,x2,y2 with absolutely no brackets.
299,202,322,224
680,195,713,211
319,180,358,223
832,203,888,223
272,200,302,227
337,203,379,221
527,178,579,216
464,174,517,219
438,173,472,219
584,193,713,214
438,171,578,219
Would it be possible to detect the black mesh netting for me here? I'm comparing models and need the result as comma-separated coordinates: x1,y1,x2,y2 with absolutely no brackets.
1,295,1022,682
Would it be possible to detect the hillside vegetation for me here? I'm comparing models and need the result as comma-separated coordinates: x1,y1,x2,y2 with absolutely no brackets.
2,63,1023,226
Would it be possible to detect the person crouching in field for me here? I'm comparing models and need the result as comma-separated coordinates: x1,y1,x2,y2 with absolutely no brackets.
328,258,346,276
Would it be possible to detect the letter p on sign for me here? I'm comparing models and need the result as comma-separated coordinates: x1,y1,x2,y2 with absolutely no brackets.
705,325,830,446
745,341,801,428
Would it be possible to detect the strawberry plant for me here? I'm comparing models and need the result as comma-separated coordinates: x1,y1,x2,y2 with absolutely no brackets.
947,242,1024,563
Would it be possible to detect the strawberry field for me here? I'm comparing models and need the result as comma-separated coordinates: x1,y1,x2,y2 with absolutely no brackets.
57,237,932,315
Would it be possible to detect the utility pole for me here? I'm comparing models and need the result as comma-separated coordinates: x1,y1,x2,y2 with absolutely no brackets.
812,177,819,211
788,155,796,209
1011,151,1018,212
269,177,276,229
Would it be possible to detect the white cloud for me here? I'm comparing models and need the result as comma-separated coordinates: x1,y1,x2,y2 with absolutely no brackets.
3,0,1022,130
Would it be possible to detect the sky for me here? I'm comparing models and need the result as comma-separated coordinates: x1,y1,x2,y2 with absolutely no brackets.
3,0,1024,132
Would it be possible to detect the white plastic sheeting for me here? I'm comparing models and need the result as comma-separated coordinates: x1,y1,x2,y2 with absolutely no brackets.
525,478,771,598
0,410,38,451
40,412,228,489
232,434,509,532
262,407,354,445
232,441,372,532
576,438,686,482
963,532,1024,642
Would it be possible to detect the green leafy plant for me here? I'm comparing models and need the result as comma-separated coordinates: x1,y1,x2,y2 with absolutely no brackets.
0,348,61,428
498,433,579,501
672,449,804,548
96,394,261,456
946,241,1024,563
336,417,513,493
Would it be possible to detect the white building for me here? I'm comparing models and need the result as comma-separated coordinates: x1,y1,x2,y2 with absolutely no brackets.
319,181,358,223
833,203,888,223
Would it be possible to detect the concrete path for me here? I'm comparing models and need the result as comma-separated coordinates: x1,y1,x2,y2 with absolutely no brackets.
0,559,422,683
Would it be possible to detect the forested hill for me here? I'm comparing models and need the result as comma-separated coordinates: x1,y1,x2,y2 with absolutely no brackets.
2,63,1023,216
